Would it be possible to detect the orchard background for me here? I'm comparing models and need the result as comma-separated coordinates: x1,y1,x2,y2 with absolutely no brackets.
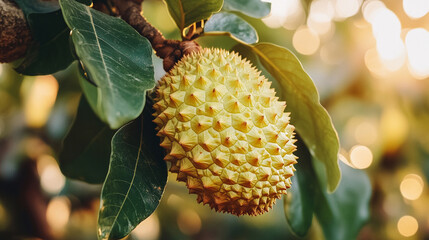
0,0,428,239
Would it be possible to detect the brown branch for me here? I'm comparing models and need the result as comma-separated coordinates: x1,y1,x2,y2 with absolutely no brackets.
0,0,32,63
109,0,202,72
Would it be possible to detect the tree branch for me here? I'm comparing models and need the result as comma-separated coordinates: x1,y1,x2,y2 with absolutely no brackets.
0,0,32,63
109,0,202,72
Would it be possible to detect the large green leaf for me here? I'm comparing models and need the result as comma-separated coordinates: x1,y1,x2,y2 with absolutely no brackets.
284,139,316,237
204,12,258,44
315,161,371,240
59,97,115,184
223,0,271,18
164,0,223,32
60,0,155,129
98,110,168,240
246,43,340,192
13,11,74,75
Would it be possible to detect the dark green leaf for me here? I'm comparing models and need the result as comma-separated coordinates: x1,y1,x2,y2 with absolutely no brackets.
14,0,90,15
98,110,168,240
60,0,155,129
223,0,271,18
246,43,340,192
13,11,74,75
315,162,371,240
77,63,100,114
164,0,223,32
14,0,60,15
204,12,258,44
59,97,115,184
284,139,316,237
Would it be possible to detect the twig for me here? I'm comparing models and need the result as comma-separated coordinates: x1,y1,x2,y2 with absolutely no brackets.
109,0,202,71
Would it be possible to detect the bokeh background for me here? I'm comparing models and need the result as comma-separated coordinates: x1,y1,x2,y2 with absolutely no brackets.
1,0,429,239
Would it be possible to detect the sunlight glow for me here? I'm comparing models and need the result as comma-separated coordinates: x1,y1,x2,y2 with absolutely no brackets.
375,38,406,71
354,120,378,145
307,0,334,35
23,75,59,128
364,3,404,71
350,145,373,169
0,201,7,231
46,197,71,234
397,215,418,237
335,0,363,19
293,27,320,55
177,209,202,235
132,213,160,240
39,156,66,195
403,0,429,19
400,174,424,200
406,28,429,79
262,0,305,30
363,0,386,23
367,6,401,39
381,107,409,153
364,48,389,77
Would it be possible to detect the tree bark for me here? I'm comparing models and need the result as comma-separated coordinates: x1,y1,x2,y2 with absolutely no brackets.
0,0,32,63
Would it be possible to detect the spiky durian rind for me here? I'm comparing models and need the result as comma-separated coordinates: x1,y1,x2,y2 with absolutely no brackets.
153,48,297,216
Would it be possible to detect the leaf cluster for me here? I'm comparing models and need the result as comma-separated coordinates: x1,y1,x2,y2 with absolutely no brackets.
9,0,371,239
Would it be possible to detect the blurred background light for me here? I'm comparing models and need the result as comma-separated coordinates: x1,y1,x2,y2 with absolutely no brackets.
132,213,160,240
363,0,386,23
309,0,335,23
262,0,290,28
380,107,409,153
403,0,429,19
37,155,66,195
22,75,59,128
400,174,424,200
405,28,429,79
335,0,363,19
368,6,401,39
354,120,378,146
293,26,320,55
0,201,8,231
167,193,183,207
46,196,71,236
397,215,419,237
177,208,202,235
350,145,373,169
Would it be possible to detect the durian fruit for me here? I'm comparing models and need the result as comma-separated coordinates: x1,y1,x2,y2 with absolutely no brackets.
153,48,297,216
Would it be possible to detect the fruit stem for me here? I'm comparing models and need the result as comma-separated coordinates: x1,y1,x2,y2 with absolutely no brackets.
109,0,202,71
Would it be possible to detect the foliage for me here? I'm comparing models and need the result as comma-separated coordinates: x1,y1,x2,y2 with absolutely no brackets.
284,138,371,239
6,0,371,239
60,0,155,129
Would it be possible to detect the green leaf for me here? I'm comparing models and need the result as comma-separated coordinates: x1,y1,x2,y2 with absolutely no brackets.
14,0,60,15
60,0,155,129
204,12,258,44
98,111,168,240
14,0,90,15
315,161,371,240
164,0,223,32
13,11,74,75
246,43,340,191
77,63,101,115
284,139,316,237
59,97,115,184
223,0,271,18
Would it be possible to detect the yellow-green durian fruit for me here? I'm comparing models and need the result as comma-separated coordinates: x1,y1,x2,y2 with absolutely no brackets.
153,48,297,216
